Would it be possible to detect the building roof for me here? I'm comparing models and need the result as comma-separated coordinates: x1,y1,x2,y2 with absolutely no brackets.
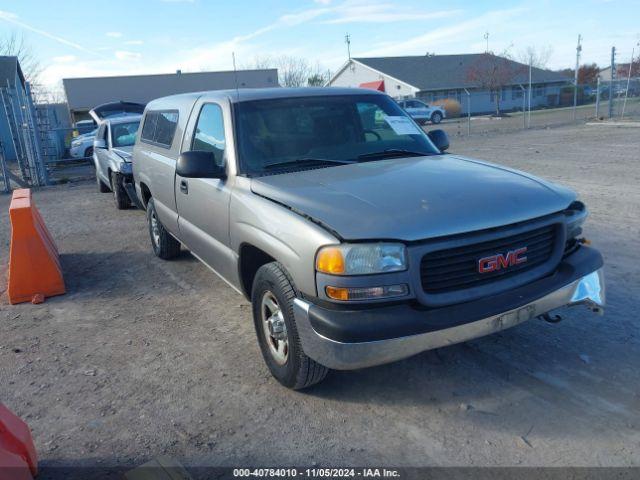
0,56,26,88
63,68,279,111
352,54,568,91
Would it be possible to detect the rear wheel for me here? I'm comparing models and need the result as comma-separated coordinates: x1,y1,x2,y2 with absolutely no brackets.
84,146,94,158
111,171,131,210
431,111,443,124
251,262,329,389
147,198,181,259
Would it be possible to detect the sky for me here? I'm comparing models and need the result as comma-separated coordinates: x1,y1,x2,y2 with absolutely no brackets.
1,0,639,90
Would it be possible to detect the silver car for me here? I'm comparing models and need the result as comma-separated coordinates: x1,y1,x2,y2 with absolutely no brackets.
133,88,604,389
70,128,97,159
94,115,141,209
398,98,446,124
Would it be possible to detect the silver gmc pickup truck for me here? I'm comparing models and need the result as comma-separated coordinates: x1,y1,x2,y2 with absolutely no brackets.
133,88,605,389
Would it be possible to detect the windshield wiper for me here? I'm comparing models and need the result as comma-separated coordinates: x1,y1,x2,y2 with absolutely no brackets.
264,158,354,170
357,149,433,161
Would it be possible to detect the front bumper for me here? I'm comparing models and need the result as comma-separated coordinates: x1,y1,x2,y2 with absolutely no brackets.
293,247,604,370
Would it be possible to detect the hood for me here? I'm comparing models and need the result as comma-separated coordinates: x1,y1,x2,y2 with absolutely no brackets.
250,155,576,241
112,146,133,161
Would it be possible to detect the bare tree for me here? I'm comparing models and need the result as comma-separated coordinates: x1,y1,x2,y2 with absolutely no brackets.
466,52,525,115
244,55,330,87
0,33,43,85
517,45,553,69
307,64,331,86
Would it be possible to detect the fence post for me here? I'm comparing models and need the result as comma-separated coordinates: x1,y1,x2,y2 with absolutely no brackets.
519,85,526,129
595,77,600,119
464,88,471,135
24,82,48,186
0,141,10,193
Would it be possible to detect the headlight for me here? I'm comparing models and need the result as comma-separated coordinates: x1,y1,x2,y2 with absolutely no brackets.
71,140,81,147
565,201,588,238
316,243,407,275
119,162,132,174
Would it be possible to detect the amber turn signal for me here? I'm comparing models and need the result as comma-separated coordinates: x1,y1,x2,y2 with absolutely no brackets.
316,247,345,275
325,286,350,301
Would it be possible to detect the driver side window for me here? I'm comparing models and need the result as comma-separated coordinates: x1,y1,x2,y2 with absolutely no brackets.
192,103,226,167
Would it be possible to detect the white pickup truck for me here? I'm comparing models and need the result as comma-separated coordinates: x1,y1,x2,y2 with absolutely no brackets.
398,98,446,125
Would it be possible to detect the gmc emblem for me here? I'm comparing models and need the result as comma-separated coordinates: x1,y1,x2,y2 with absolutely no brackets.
478,247,528,273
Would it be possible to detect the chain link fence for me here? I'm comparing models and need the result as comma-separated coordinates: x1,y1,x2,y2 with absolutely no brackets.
0,83,95,193
418,78,640,138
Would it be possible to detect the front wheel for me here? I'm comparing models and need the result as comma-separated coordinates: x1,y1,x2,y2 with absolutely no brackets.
431,111,443,124
252,262,329,389
111,171,131,210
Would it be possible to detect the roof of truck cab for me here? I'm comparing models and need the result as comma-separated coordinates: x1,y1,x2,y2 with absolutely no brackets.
146,87,385,108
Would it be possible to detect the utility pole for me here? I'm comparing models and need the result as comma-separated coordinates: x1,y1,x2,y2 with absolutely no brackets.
573,34,582,120
484,32,489,53
345,33,351,61
608,46,616,118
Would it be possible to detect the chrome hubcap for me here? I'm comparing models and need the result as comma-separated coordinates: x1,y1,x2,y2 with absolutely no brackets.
261,291,288,365
150,210,161,246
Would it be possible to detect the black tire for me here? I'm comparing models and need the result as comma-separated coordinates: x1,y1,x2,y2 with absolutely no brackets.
147,198,181,260
111,171,131,210
431,111,443,124
84,146,94,158
96,169,110,193
251,262,329,389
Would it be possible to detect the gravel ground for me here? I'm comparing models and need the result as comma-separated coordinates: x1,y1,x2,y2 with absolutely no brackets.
0,123,639,475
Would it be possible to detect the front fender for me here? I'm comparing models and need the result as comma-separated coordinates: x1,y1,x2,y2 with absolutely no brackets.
230,179,340,297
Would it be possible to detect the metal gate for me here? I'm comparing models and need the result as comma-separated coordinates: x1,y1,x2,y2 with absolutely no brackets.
0,79,49,191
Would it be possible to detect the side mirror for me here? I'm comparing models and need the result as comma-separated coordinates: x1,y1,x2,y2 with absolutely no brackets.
177,150,226,179
93,139,107,149
427,129,449,152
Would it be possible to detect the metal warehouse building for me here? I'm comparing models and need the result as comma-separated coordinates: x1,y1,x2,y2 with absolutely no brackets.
63,68,279,123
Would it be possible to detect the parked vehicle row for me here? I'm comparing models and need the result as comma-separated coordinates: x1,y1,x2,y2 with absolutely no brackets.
91,87,605,390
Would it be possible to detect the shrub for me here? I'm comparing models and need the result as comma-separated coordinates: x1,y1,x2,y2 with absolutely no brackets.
436,98,462,118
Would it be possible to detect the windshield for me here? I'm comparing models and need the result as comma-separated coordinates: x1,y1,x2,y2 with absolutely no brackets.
111,121,140,147
235,94,440,175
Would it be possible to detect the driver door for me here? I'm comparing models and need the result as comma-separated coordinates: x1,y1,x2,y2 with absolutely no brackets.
175,102,234,280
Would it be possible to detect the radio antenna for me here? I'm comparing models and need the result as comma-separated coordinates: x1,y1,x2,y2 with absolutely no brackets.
232,52,240,100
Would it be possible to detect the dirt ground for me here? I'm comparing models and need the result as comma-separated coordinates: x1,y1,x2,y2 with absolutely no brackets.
1,123,639,475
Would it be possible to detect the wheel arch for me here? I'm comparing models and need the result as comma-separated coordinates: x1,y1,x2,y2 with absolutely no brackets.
139,182,152,208
238,243,277,300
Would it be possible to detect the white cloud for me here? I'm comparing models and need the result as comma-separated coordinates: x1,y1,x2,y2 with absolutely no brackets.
124,40,144,45
106,31,123,38
53,55,76,63
160,0,195,2
115,50,142,60
0,10,18,19
359,7,526,57
314,0,332,4
324,3,462,24
0,10,103,57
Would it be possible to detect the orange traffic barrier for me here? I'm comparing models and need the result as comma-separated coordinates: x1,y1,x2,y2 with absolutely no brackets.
7,188,65,305
0,403,37,480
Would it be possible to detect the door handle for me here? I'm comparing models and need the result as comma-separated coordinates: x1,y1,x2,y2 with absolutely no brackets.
180,179,188,194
